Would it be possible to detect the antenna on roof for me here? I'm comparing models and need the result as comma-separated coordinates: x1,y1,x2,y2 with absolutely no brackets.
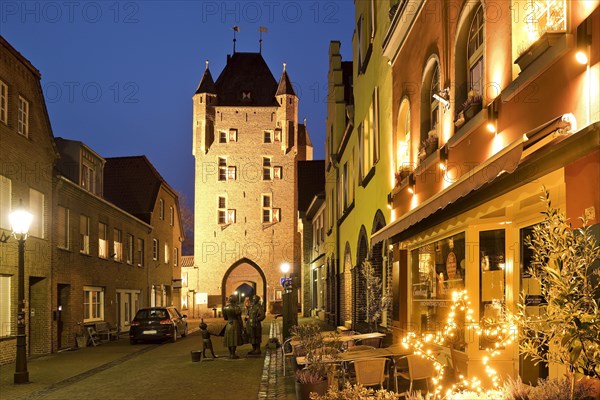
232,26,240,53
259,26,268,54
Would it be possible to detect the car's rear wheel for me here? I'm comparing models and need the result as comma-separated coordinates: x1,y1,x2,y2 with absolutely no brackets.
171,327,177,343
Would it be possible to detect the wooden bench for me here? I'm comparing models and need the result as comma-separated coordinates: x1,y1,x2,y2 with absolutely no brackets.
95,322,119,341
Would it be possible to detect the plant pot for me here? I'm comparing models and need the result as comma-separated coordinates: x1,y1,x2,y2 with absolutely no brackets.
75,336,87,349
425,138,438,156
191,350,202,362
295,379,328,400
515,32,564,72
463,102,482,120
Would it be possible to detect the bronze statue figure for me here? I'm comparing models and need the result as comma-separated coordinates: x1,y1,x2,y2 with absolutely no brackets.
247,295,265,355
199,320,216,359
223,294,243,359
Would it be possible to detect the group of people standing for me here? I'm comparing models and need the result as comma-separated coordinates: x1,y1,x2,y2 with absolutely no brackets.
222,294,265,359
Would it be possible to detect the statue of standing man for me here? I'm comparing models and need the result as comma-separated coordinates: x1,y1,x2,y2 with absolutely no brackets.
247,295,266,355
223,294,243,359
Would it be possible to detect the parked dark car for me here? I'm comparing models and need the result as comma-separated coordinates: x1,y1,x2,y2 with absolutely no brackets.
129,307,188,344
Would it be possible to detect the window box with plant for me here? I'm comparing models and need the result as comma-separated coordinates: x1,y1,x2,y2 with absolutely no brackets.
394,165,413,187
454,90,483,128
418,130,439,164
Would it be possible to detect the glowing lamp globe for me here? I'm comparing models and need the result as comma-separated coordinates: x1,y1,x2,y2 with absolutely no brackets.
280,262,291,275
9,209,33,235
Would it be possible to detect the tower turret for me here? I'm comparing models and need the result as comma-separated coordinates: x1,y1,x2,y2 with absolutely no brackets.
193,61,217,156
275,63,298,153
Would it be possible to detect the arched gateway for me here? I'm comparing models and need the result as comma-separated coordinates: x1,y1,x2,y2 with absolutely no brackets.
221,258,267,309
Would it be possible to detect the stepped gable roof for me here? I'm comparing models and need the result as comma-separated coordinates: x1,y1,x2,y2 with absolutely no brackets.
195,65,216,94
214,52,279,106
276,65,296,96
103,156,170,224
297,160,325,213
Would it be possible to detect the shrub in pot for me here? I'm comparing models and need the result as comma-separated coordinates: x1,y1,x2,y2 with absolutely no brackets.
291,324,342,400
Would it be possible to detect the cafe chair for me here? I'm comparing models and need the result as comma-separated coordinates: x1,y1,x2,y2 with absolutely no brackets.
355,336,383,348
396,354,435,396
352,357,389,389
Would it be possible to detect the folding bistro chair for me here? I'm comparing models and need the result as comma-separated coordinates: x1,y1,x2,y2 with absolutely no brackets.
396,354,436,396
352,357,389,390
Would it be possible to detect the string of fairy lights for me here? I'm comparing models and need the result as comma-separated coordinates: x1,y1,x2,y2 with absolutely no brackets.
399,290,517,399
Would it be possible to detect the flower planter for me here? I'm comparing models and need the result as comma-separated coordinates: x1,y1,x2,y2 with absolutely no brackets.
425,137,439,156
75,336,87,349
295,379,328,400
515,31,564,72
463,102,482,121
190,350,202,362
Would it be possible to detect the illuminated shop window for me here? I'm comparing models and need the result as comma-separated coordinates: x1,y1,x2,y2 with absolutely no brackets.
410,232,466,343
526,0,566,42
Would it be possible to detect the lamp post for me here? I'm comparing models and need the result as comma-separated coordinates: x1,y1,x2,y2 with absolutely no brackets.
8,206,33,384
280,262,297,341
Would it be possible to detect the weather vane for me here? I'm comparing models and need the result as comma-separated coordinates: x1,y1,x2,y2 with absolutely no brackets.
259,26,268,54
232,26,240,53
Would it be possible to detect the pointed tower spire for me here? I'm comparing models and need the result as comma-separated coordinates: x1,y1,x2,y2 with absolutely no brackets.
276,62,296,96
195,60,216,94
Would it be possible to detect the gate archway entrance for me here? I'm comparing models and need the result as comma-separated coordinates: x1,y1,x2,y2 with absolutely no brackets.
221,258,267,308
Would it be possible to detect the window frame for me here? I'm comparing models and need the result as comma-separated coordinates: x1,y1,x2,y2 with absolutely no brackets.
467,4,484,97
0,80,7,124
152,238,159,261
0,275,11,337
80,215,90,255
262,157,272,181
98,222,108,259
218,157,227,181
83,286,104,323
18,95,29,137
0,175,11,230
57,205,70,250
126,234,134,264
137,238,145,267
29,188,45,238
113,228,123,262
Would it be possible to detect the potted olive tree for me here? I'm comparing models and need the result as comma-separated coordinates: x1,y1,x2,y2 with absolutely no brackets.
515,189,600,400
291,323,342,400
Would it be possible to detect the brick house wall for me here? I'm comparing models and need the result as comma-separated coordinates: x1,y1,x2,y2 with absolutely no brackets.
0,35,57,364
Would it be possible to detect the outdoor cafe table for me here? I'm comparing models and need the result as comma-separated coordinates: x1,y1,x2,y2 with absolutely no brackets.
295,343,442,365
290,331,385,346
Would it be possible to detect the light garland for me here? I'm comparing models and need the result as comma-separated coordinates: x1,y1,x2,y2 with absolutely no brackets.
398,290,517,399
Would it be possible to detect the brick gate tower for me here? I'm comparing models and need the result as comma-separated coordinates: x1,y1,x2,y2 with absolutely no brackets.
192,52,312,315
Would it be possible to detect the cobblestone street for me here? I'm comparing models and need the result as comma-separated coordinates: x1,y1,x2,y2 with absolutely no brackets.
0,319,296,400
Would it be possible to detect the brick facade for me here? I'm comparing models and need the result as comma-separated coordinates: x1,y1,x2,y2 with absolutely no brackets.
0,35,56,364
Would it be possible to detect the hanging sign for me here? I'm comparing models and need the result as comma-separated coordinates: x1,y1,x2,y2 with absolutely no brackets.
446,252,457,279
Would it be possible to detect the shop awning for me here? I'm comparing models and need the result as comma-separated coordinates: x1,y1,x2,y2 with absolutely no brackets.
371,138,524,244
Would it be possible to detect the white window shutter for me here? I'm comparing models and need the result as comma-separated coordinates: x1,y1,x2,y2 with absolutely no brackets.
227,209,236,224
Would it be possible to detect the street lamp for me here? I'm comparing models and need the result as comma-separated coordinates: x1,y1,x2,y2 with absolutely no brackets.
279,262,297,341
6,205,33,384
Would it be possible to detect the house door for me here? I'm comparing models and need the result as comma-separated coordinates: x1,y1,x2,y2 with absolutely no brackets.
117,290,140,333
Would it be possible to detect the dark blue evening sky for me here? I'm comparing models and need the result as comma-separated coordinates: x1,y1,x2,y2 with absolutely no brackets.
0,1,354,206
